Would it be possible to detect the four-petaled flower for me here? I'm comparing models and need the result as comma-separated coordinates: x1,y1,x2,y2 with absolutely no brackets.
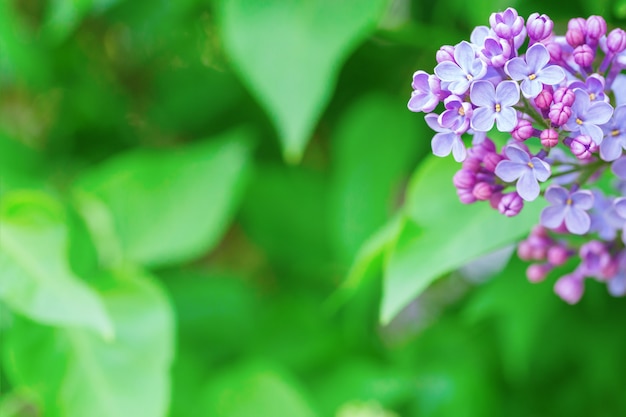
470,80,520,132
495,145,551,201
434,41,487,95
505,43,566,98
563,89,614,144
540,185,594,234
425,113,466,162
599,104,626,160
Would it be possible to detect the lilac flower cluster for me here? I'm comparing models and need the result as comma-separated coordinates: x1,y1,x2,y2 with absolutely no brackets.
408,8,626,303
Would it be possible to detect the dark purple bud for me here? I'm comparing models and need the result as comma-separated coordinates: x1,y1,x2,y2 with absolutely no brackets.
540,128,559,148
554,273,584,304
472,181,493,200
573,44,595,67
512,119,535,141
553,87,575,106
547,245,569,266
498,192,524,217
570,134,597,159
534,87,553,110
527,263,551,283
457,187,477,204
483,152,504,172
436,45,455,63
453,169,476,189
586,15,606,43
462,157,481,172
548,102,572,126
607,28,626,54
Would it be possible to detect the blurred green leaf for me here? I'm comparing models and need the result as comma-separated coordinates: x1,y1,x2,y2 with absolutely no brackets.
330,93,424,264
217,0,387,162
0,191,113,339
4,267,174,417
201,360,318,417
75,130,254,268
380,155,544,324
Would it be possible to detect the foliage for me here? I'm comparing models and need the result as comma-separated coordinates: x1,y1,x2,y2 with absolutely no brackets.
1,1,625,416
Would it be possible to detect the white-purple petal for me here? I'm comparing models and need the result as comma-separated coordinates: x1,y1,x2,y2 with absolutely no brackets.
496,80,521,106
544,185,569,204
495,107,517,131
520,78,543,98
471,107,496,131
516,169,541,200
504,145,530,163
537,65,566,85
571,191,594,210
470,81,495,107
431,131,457,157
434,61,465,82
504,57,528,80
451,137,467,162
531,157,551,181
580,123,605,145
525,43,550,72
564,207,591,234
424,114,445,132
585,101,613,124
454,41,476,73
541,204,567,228
600,134,623,161
495,160,525,182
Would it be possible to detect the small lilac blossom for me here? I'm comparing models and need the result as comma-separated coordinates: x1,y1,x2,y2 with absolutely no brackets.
599,104,626,161
434,41,487,95
424,114,466,162
579,240,612,278
469,80,520,132
408,71,442,113
589,191,625,240
495,145,551,201
540,185,594,234
564,89,614,144
607,28,626,54
479,37,512,67
438,95,473,131
505,43,566,98
526,13,553,42
489,8,525,40
573,44,595,67
568,74,606,102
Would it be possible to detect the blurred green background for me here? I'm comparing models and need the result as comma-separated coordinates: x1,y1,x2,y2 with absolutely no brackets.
1,1,626,416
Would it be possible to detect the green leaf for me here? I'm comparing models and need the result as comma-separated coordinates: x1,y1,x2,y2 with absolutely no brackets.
4,267,174,417
201,360,318,417
217,0,387,162
330,93,424,264
75,130,254,268
0,191,113,339
380,155,544,324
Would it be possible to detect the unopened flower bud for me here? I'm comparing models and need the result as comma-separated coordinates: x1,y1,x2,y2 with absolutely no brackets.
483,152,504,172
534,87,553,110
549,102,572,126
586,15,606,43
607,28,626,54
527,263,552,283
498,192,524,217
553,87,575,106
436,45,455,63
512,119,535,141
554,273,585,304
457,187,477,204
540,128,559,147
472,181,493,200
573,44,595,67
570,134,597,159
527,13,553,42
547,245,570,266
453,169,476,189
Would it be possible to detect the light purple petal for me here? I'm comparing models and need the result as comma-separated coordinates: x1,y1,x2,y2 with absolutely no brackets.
572,89,590,114
520,78,543,98
470,81,495,107
580,123,605,145
525,43,550,72
411,71,430,90
495,160,524,182
451,137,467,162
434,61,464,82
504,57,528,80
615,197,626,218
471,107,495,131
585,101,613,125
531,158,551,181
571,191,594,210
495,107,517,131
455,41,476,73
541,204,567,228
424,114,446,132
600,135,623,161
564,207,591,234
431,131,457,157
611,158,626,179
516,169,540,200
504,145,530,163
537,65,566,85
408,94,437,113
496,80,520,106
544,185,569,204
608,273,626,296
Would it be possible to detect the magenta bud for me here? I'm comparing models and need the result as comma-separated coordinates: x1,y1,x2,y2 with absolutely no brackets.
570,134,597,159
548,102,572,127
462,157,482,172
545,41,562,62
483,152,504,172
566,29,585,47
547,245,569,266
489,191,502,209
512,118,535,141
540,128,559,148
586,15,606,42
573,44,595,67
457,187,477,204
607,28,626,54
527,13,553,42
436,45,455,63
472,181,493,200
553,87,575,106
527,263,551,283
554,273,584,304
453,169,476,189
498,192,523,217
534,87,553,110
517,241,534,261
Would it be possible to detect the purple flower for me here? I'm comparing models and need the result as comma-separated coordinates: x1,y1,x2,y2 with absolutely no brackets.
599,104,626,161
498,192,524,216
470,80,520,132
607,28,626,54
568,74,607,102
526,13,553,42
614,197,626,244
425,113,466,162
540,185,594,234
434,41,487,95
408,71,442,113
489,8,525,40
495,145,551,201
479,37,512,67
589,191,624,240
608,251,626,296
505,43,566,98
438,95,472,131
563,89,613,144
